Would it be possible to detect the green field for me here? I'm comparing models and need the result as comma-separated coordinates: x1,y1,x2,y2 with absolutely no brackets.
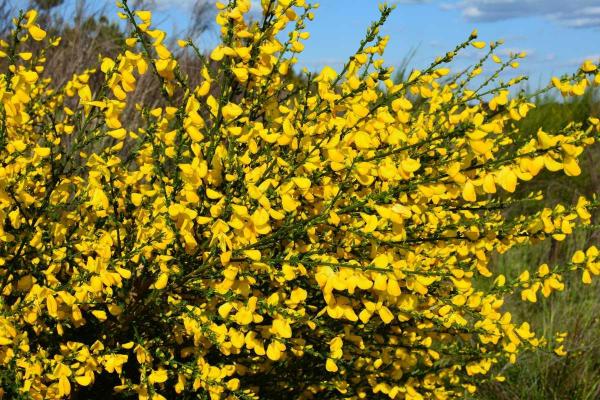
476,90,600,400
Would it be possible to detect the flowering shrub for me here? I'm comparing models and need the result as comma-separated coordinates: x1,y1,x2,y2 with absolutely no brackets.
1,1,599,399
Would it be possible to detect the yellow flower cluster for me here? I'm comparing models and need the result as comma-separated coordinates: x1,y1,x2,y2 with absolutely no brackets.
0,1,599,399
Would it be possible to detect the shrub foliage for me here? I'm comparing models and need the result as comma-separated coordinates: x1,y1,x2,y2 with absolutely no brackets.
0,1,599,399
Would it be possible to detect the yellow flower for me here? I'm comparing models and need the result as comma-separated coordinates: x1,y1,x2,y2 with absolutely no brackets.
28,25,46,41
148,369,168,384
222,103,243,121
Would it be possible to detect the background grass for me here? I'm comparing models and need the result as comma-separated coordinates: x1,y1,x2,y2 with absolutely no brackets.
475,90,600,400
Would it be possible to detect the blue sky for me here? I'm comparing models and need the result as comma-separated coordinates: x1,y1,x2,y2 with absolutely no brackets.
148,0,600,88
10,0,599,88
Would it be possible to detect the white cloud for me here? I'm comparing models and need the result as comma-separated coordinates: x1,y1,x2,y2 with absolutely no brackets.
462,6,483,18
497,47,534,57
153,0,261,12
153,0,211,10
448,0,600,28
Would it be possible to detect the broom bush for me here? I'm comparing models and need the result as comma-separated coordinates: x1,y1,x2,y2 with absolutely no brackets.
0,1,599,399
